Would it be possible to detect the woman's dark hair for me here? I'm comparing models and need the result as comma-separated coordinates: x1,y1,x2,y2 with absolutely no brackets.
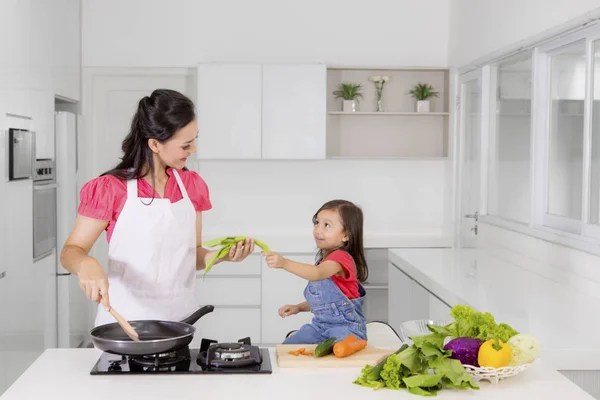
313,199,369,282
102,89,196,182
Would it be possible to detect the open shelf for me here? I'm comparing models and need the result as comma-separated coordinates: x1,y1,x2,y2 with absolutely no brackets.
328,111,449,116
326,67,450,159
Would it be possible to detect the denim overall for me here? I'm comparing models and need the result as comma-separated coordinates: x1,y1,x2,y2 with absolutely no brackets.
283,275,367,344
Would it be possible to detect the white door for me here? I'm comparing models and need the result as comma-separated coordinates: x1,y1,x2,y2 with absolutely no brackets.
196,63,262,160
261,64,326,159
457,70,483,248
261,254,314,344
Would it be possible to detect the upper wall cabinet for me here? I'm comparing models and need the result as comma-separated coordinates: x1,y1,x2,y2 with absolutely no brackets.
261,64,326,159
196,63,263,159
196,63,326,160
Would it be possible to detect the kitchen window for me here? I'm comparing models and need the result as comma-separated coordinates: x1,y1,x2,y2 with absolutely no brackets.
472,23,600,253
584,38,600,238
533,27,600,239
488,53,532,224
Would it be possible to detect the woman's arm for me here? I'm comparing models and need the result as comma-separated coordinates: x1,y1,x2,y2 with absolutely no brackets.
195,212,255,270
262,252,343,281
60,215,111,309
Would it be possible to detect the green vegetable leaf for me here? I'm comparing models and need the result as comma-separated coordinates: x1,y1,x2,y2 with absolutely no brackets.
426,323,453,337
380,354,403,389
403,374,443,388
408,386,441,397
395,345,423,374
430,358,479,390
412,333,446,350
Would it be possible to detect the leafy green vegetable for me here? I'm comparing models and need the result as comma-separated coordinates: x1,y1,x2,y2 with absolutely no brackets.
353,334,479,397
428,304,519,342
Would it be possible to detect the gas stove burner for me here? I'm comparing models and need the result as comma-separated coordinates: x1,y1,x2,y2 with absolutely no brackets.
213,343,252,360
130,354,188,369
197,337,263,369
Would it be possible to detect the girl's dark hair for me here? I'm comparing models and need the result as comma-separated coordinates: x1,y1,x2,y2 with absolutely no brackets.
313,199,369,282
102,89,196,182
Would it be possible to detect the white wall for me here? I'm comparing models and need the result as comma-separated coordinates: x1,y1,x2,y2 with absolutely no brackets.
82,0,449,68
0,0,81,100
448,0,600,67
197,160,450,249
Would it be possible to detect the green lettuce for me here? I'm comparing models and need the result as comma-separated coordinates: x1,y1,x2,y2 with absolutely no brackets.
428,304,519,342
354,332,479,397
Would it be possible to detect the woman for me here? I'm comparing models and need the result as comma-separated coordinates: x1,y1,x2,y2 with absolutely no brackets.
60,89,255,327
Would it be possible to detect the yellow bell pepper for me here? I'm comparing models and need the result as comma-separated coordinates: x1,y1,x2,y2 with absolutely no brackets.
478,339,512,368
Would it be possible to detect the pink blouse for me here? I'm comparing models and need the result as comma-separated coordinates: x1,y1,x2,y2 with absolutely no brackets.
78,168,212,243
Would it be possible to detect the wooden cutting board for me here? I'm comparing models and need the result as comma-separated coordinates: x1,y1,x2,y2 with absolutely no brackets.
276,344,394,368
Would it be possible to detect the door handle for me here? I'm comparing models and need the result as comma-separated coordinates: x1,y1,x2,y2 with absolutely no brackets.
57,273,72,276
0,271,5,280
464,211,479,221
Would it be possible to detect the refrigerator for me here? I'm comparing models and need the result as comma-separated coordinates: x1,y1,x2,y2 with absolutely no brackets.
55,111,90,348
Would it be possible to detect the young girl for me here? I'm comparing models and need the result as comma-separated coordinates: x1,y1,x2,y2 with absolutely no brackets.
262,199,369,344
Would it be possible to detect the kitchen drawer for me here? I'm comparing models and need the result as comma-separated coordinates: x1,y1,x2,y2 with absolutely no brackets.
196,254,261,276
196,277,261,306
189,307,261,346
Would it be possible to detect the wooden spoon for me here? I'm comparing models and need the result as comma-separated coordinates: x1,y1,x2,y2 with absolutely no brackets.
109,307,140,342
99,290,140,341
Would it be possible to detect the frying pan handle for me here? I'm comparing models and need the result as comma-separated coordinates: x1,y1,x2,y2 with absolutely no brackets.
180,305,215,325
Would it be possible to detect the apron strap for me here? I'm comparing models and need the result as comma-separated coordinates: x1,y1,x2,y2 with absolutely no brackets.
172,169,189,199
126,179,138,199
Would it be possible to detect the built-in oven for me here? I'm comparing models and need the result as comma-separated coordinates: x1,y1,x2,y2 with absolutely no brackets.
33,159,57,262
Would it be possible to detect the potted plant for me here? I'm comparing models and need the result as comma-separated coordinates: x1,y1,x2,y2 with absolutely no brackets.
409,83,439,113
333,82,363,112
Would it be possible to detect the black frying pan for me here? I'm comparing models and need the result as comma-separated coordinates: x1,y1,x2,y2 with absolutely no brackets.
90,305,214,356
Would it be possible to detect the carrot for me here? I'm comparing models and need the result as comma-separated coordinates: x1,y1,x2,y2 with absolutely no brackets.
333,339,367,358
288,348,307,356
341,335,358,344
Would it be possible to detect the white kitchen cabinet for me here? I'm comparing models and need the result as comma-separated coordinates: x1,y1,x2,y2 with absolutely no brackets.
196,64,262,160
261,64,326,159
196,277,261,306
261,254,314,344
388,262,451,334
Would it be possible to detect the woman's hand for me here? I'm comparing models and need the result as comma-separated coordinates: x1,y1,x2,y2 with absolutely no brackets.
225,238,255,262
78,257,111,311
278,304,300,318
262,251,287,269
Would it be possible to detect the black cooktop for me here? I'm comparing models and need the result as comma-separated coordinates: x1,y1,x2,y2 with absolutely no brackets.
90,338,273,375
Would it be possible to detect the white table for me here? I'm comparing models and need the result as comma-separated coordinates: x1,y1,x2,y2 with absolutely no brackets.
0,347,593,400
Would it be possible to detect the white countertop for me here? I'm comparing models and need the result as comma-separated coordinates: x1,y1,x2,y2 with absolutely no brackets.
0,348,594,400
389,248,600,370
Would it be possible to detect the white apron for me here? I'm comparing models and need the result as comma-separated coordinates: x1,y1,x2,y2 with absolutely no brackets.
94,169,198,327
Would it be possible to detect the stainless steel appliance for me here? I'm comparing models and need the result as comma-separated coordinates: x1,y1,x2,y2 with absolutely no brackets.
33,159,57,261
7,128,35,181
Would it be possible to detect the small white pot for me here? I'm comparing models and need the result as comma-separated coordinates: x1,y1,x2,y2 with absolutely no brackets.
416,100,430,113
343,100,357,112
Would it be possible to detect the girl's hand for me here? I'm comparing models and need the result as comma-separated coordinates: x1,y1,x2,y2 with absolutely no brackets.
278,304,300,318
262,251,287,269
